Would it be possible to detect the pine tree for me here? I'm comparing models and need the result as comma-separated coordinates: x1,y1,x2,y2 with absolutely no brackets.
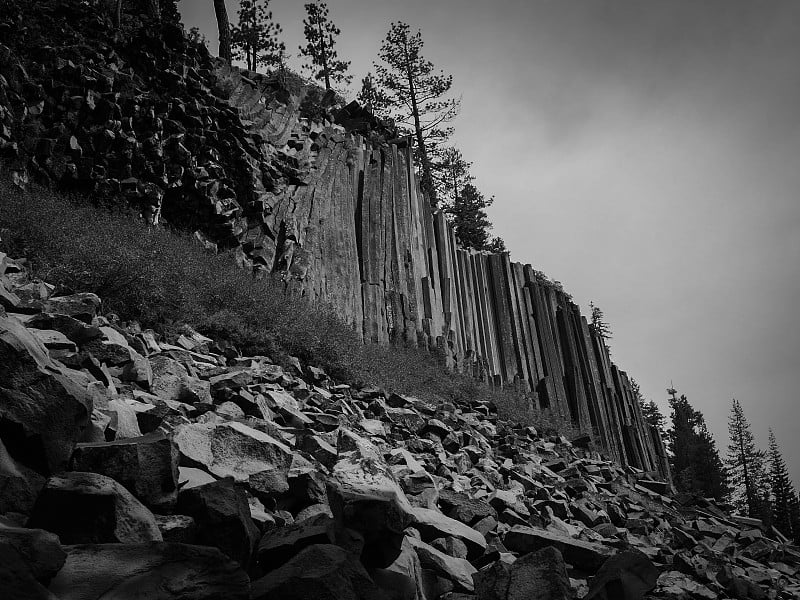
486,236,506,253
667,389,728,501
431,147,474,208
726,399,771,519
444,183,504,252
231,0,285,72
299,1,351,90
213,0,232,62
767,429,800,539
589,301,612,353
356,73,386,114
631,378,667,436
374,22,460,206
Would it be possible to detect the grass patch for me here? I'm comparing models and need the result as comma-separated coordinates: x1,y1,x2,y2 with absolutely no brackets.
0,179,588,438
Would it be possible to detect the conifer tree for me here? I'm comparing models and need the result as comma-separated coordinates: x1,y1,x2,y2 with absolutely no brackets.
631,379,667,436
589,301,612,352
431,147,474,208
726,399,771,519
231,0,285,72
374,22,460,206
299,1,351,90
767,429,800,539
667,389,728,501
356,73,391,114
445,184,504,252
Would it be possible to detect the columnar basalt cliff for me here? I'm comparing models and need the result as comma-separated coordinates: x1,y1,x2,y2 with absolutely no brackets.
0,0,667,481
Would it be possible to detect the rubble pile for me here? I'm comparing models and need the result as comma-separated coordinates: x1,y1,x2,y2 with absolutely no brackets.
1,255,798,599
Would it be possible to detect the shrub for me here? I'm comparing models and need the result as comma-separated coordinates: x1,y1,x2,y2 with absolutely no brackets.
0,179,590,440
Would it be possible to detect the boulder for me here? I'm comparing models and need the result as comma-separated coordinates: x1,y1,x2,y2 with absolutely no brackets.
408,536,477,592
42,293,101,322
154,514,197,543
176,477,260,568
585,549,659,600
150,355,211,404
410,505,487,560
27,471,162,544
0,525,65,588
174,421,292,497
49,542,249,600
72,431,179,510
0,437,45,516
250,543,388,600
474,546,572,600
327,453,415,569
503,525,612,572
257,511,335,569
0,316,94,473
438,489,498,525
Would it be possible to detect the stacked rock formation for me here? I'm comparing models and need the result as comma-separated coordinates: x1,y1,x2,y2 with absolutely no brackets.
2,253,799,598
0,0,667,481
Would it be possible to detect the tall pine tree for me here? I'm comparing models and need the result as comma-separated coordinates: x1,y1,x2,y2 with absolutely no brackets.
667,389,728,501
231,0,285,72
445,184,505,252
299,1,351,90
726,399,771,520
430,147,473,208
767,429,800,540
374,22,460,206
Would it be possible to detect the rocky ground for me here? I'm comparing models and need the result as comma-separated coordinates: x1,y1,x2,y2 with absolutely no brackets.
2,253,799,599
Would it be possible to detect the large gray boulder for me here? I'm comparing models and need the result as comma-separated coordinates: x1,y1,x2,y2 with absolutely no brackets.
49,542,249,600
474,546,572,600
174,420,293,498
71,431,179,510
27,471,162,544
503,525,612,572
176,477,260,568
251,544,388,600
0,316,95,474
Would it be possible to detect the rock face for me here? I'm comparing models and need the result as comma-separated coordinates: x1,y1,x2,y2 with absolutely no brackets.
0,0,666,481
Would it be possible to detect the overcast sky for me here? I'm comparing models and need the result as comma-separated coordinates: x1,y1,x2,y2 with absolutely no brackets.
181,0,800,482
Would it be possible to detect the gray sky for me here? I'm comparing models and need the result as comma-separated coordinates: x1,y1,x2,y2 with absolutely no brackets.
181,0,800,482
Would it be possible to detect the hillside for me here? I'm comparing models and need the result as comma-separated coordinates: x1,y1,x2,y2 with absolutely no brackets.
0,1,798,599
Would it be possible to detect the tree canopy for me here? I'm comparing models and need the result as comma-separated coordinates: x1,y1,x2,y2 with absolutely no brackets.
299,1,351,90
231,0,285,72
374,22,460,206
726,399,771,519
667,389,729,501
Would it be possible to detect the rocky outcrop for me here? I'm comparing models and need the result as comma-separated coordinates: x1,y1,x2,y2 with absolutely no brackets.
0,256,797,598
0,0,667,481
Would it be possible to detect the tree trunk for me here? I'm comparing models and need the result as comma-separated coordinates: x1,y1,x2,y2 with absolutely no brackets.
115,0,123,28
403,42,436,206
213,0,232,62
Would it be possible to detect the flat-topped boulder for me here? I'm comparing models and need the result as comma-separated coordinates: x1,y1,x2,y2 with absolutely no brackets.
503,525,612,572
49,542,249,600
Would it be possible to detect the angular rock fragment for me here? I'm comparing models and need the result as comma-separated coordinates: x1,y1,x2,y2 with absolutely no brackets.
72,431,179,510
410,505,487,559
176,477,259,568
49,542,249,600
251,544,387,600
585,549,658,599
503,525,612,572
174,420,292,496
0,316,94,473
474,546,572,600
328,453,415,568
27,471,162,544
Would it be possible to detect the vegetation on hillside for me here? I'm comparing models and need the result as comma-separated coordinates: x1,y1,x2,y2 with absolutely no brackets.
0,179,579,435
